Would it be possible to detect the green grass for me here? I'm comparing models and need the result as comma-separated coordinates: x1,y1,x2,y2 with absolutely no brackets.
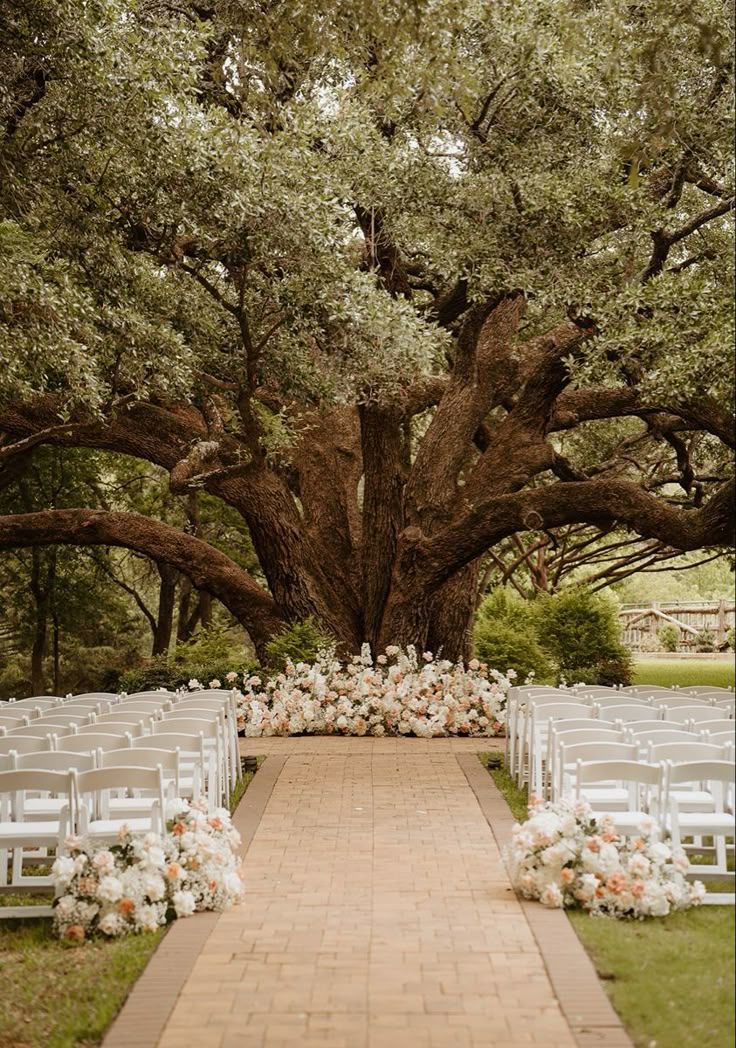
0,757,265,1047
569,908,735,1048
634,657,735,689
484,755,736,1048
0,920,165,1048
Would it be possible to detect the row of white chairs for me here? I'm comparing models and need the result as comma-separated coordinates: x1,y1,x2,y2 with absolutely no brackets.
0,764,170,889
506,685,734,790
570,758,734,887
0,689,244,900
0,689,241,806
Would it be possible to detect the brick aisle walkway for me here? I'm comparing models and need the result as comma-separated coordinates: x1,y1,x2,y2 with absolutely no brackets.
156,747,579,1048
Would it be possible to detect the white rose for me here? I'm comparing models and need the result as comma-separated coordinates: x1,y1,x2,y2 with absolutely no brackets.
173,890,197,917
99,912,123,936
97,875,123,903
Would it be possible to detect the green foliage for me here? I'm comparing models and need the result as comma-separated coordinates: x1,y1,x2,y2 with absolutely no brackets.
264,618,336,673
116,628,257,693
474,589,554,681
694,627,716,653
536,588,633,686
658,624,681,652
727,627,735,651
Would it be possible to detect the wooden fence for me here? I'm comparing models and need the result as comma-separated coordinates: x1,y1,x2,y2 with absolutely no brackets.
619,600,735,651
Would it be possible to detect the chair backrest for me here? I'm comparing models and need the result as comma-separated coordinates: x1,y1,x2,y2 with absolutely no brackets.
11,695,63,705
550,727,622,747
101,748,179,774
587,695,649,708
6,723,75,739
57,698,112,713
0,707,34,722
682,686,733,695
112,700,171,715
703,730,736,745
663,706,726,724
73,692,121,700
546,717,608,734
74,720,145,738
649,694,709,708
576,759,663,788
14,750,96,772
35,712,91,727
132,731,203,753
648,741,725,763
531,703,590,726
58,732,131,753
597,705,661,723
74,765,165,823
668,758,736,783
94,711,153,727
0,735,53,756
561,742,639,767
0,768,73,816
124,691,177,701
620,685,676,695
155,716,219,736
628,728,694,745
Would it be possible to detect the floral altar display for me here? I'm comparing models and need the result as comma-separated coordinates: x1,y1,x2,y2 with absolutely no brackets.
51,799,244,940
217,645,510,738
505,797,705,918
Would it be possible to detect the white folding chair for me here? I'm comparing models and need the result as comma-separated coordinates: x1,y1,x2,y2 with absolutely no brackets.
584,694,649,708
620,685,679,695
0,707,35,723
557,742,640,804
505,687,571,776
545,725,623,800
575,759,666,835
109,700,171,718
35,711,92,728
648,743,729,812
130,733,209,805
100,748,182,807
666,760,735,902
0,769,73,888
172,696,241,784
158,713,230,801
93,711,154,732
73,766,166,841
526,702,592,793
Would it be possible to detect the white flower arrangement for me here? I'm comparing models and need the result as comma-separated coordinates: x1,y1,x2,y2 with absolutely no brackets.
505,797,706,918
51,800,244,941
221,645,510,738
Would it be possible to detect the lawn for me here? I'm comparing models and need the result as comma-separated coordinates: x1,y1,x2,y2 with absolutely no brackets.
633,657,735,689
484,759,736,1048
0,763,259,1048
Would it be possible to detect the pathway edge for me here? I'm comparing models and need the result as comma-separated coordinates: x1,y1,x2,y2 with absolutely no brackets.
456,753,634,1048
102,755,286,1048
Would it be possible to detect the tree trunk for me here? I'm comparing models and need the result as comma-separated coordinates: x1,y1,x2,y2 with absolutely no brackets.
152,562,177,656
29,548,48,694
52,609,60,694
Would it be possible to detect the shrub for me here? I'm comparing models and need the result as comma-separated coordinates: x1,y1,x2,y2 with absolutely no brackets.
264,617,336,672
727,626,735,651
116,627,257,693
536,588,633,686
658,624,681,652
474,589,554,681
693,628,716,653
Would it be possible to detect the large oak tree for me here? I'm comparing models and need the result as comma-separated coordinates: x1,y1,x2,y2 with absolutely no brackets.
0,0,733,661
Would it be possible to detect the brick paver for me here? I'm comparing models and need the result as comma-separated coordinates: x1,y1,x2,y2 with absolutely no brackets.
157,748,581,1048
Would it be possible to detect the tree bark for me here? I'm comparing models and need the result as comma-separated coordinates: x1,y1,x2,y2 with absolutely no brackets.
152,562,177,656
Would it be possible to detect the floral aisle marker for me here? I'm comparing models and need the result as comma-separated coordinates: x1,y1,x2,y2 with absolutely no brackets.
505,797,705,918
210,645,512,738
52,799,244,941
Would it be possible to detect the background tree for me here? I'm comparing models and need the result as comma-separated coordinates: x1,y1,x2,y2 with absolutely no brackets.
0,0,733,663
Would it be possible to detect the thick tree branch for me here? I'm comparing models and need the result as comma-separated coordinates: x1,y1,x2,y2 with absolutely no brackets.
0,508,285,657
